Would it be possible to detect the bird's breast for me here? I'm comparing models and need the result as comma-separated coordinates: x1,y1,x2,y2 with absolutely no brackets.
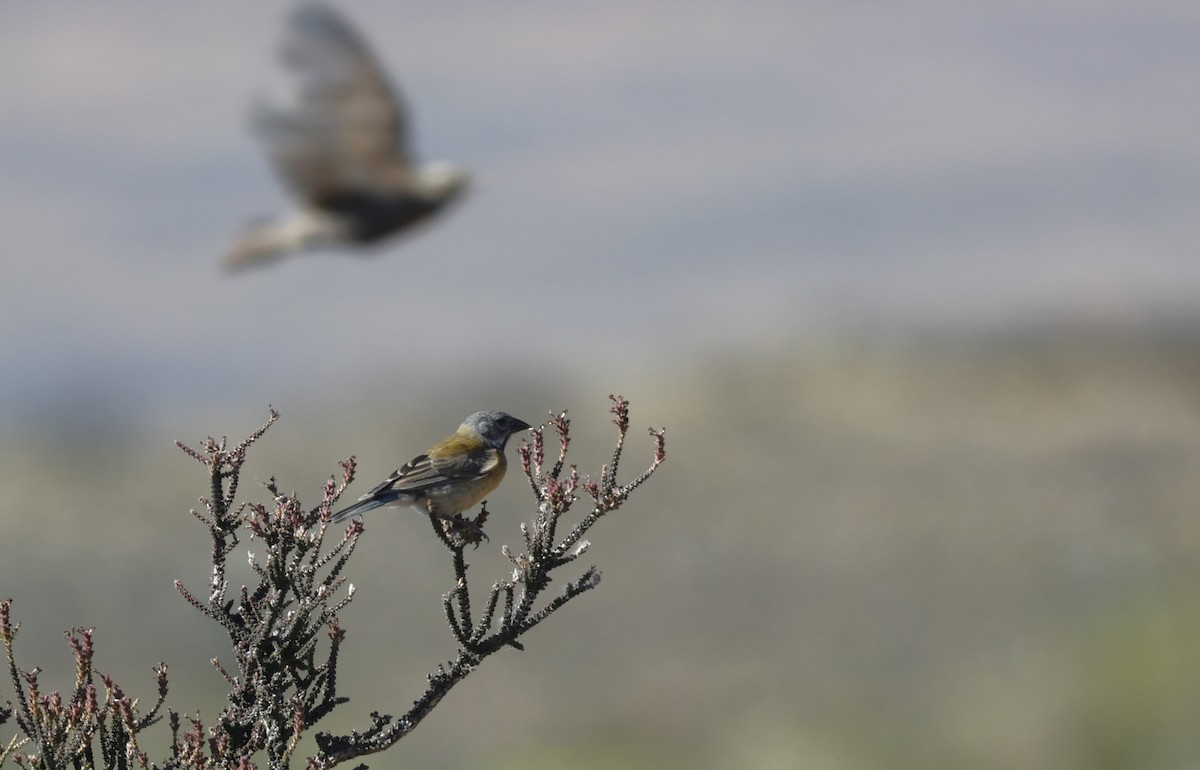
425,462,506,516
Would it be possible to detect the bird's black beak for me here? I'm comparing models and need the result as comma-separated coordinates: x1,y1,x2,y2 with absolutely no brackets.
512,417,532,433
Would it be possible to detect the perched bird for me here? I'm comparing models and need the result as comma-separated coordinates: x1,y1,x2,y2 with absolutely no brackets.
224,3,469,271
331,411,532,523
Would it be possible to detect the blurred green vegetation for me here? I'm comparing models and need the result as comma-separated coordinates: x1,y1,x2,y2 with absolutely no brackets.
2,325,1199,769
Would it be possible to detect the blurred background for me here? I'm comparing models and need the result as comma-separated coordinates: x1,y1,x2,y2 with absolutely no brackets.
2,1,1200,768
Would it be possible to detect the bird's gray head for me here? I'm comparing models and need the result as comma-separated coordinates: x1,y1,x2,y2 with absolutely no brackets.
417,161,470,204
461,411,532,449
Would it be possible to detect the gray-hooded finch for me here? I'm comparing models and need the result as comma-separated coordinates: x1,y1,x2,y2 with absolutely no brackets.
225,3,469,271
331,411,531,523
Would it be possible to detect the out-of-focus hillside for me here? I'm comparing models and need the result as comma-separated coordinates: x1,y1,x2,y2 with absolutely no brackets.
2,326,1199,769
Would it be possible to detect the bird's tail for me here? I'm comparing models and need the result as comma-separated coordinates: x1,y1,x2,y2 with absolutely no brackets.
329,496,389,523
222,211,342,272
223,222,293,272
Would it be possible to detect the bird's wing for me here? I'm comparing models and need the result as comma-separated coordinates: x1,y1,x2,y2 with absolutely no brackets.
256,4,413,203
360,443,499,501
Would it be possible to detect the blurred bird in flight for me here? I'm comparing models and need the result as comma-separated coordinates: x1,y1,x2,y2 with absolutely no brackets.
224,3,469,271
331,411,531,524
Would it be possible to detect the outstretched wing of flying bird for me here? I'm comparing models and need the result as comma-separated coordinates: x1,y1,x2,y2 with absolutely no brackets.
255,4,414,205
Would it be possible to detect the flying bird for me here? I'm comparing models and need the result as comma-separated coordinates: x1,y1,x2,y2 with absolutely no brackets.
224,4,469,271
331,411,531,524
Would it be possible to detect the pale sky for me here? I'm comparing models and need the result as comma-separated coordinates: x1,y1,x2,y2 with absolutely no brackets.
2,1,1199,424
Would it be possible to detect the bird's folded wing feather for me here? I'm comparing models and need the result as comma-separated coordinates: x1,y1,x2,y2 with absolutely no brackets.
358,445,499,501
